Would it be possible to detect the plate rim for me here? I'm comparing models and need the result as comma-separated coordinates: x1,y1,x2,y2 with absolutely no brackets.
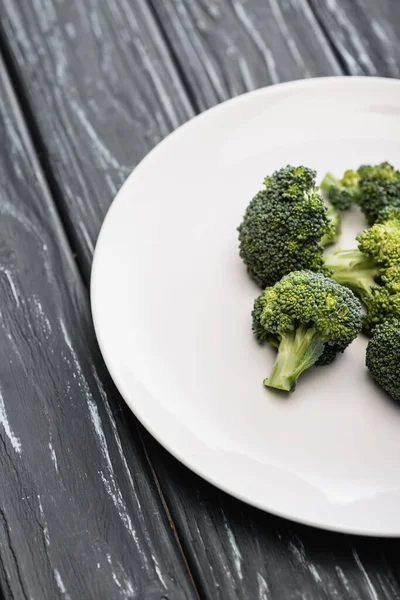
91,76,400,537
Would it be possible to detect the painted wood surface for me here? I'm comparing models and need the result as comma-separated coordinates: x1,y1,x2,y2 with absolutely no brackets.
1,0,400,598
149,0,341,108
308,0,400,77
0,54,196,600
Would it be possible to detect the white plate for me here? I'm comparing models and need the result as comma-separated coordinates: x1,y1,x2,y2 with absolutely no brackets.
91,77,400,536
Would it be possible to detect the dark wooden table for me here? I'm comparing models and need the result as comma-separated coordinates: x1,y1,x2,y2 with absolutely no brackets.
0,1,400,598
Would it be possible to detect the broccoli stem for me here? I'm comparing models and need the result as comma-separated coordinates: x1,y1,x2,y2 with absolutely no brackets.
324,249,379,301
320,201,341,247
320,172,339,194
264,325,324,392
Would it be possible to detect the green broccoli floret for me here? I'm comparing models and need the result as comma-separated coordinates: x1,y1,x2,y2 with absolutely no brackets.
252,271,362,392
357,162,400,224
324,207,400,315
320,170,360,211
366,319,400,402
238,166,335,288
363,267,400,332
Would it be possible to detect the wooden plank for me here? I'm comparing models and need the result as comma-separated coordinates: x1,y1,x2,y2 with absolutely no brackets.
148,0,342,109
0,0,194,280
0,54,196,600
2,0,400,599
308,0,400,77
151,444,400,600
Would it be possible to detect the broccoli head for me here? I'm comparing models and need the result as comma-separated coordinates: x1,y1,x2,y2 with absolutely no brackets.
363,266,400,332
320,170,360,211
238,166,335,288
252,271,362,392
324,207,400,314
357,206,400,265
366,319,400,402
357,162,400,224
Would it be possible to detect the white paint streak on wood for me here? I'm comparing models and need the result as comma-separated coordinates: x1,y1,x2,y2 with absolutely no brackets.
172,0,227,102
377,573,400,600
38,495,51,547
92,372,143,516
32,296,52,337
325,0,377,74
38,495,71,598
93,434,139,547
269,0,310,76
89,8,102,39
3,0,34,62
54,569,71,600
0,267,20,307
371,20,400,77
0,386,22,454
238,56,257,91
48,441,59,472
289,538,324,585
106,553,136,597
257,572,269,599
231,0,279,84
291,0,341,74
353,550,379,600
222,515,243,579
335,565,351,593
139,45,183,130
31,0,56,32
288,539,306,565
59,319,142,549
48,32,68,82
65,22,76,38
118,0,187,129
79,222,95,254
93,371,166,588
309,564,322,583
105,173,119,197
69,98,123,171
153,557,167,589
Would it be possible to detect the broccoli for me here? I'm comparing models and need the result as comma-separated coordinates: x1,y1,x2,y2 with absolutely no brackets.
321,200,341,246
366,319,400,402
238,166,335,288
363,266,400,332
252,271,362,392
320,170,360,211
321,163,400,223
357,162,400,224
324,207,400,329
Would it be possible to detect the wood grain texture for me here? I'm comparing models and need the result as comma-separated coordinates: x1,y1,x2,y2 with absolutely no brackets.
0,0,194,280
149,0,341,109
0,55,196,600
2,0,400,599
308,0,400,77
150,442,400,600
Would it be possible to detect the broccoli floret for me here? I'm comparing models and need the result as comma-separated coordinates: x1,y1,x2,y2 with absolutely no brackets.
320,170,360,211
324,207,400,301
357,206,400,264
252,271,362,392
363,267,400,332
357,162,400,225
366,319,400,402
238,166,334,288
